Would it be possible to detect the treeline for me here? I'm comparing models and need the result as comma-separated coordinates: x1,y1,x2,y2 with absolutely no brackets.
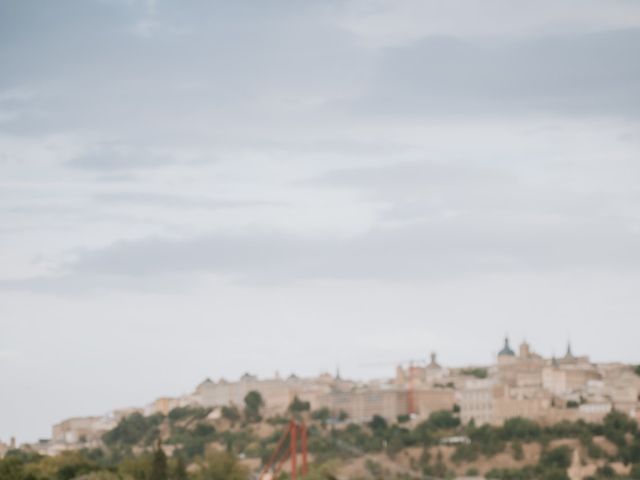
0,448,247,480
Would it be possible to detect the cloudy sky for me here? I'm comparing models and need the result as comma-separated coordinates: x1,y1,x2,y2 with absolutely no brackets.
2,0,640,442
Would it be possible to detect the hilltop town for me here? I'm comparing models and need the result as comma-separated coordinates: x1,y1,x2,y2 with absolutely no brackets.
1,338,639,479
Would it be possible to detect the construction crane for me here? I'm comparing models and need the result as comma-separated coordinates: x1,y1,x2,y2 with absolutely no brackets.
259,419,308,480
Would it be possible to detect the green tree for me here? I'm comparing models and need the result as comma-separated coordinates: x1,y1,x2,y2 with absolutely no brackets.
502,417,541,441
540,446,572,470
171,454,188,480
149,442,168,480
311,408,330,427
427,410,460,430
244,391,264,423
397,414,410,423
103,413,164,447
288,396,311,413
24,450,97,480
0,456,25,480
603,410,637,448
118,454,153,480
432,450,447,478
419,447,431,472
541,468,570,480
451,444,478,464
221,405,241,423
194,451,248,480
512,440,524,461
386,433,404,458
368,415,388,433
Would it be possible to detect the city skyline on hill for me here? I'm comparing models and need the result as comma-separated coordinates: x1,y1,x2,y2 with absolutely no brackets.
2,332,637,444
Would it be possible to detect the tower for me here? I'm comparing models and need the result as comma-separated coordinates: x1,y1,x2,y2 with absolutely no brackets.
498,337,516,366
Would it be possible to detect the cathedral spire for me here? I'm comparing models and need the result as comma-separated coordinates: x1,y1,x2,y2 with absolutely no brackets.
565,341,574,359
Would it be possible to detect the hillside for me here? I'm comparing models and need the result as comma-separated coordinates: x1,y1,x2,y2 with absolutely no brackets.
3,400,640,480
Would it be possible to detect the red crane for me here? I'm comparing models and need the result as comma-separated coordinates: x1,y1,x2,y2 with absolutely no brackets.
258,419,308,480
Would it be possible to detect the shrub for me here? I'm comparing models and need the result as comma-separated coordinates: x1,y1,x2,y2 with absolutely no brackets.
368,415,388,433
539,446,572,470
541,468,570,480
221,405,241,423
502,417,542,441
427,410,460,430
288,395,311,413
596,464,616,478
512,440,524,461
397,414,410,423
587,442,604,459
103,413,164,447
311,408,330,423
452,444,478,464
168,406,209,422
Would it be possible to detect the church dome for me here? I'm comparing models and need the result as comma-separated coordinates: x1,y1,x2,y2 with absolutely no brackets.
498,337,515,356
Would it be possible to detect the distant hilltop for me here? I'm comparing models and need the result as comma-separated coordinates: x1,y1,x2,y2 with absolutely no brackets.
5,337,640,457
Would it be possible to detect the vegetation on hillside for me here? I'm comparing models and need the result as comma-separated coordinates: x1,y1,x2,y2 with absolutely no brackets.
2,396,640,480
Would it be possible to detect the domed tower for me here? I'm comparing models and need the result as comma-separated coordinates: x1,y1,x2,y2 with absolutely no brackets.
498,337,517,365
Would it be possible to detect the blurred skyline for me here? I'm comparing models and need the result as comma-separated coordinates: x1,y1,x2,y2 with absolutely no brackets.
1,0,640,442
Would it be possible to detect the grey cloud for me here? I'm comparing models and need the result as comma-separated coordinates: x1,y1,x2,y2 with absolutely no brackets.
360,29,640,117
307,158,640,224
67,145,180,171
2,0,637,148
310,161,510,194
93,191,281,209
3,214,638,293
0,1,364,140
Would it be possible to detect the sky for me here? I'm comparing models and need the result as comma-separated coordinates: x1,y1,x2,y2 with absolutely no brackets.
1,0,640,443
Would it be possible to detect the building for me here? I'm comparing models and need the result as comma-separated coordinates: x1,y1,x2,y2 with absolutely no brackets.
318,388,408,422
414,387,457,417
42,336,640,449
0,438,14,458
193,373,334,415
460,379,496,425
52,416,116,445
395,353,450,388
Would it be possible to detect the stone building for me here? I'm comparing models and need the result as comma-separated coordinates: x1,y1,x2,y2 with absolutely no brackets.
52,416,116,444
318,388,408,422
414,387,457,417
460,378,496,425
193,373,333,414
395,353,449,388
